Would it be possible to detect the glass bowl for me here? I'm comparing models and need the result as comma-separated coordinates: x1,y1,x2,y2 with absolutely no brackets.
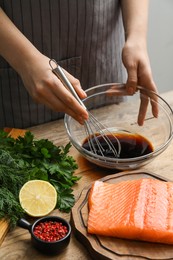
64,83,173,170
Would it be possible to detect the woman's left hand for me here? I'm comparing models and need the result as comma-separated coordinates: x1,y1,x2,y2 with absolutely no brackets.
122,40,159,125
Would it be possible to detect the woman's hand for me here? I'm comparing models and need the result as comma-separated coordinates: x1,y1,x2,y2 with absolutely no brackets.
122,40,158,125
20,54,88,124
120,0,159,125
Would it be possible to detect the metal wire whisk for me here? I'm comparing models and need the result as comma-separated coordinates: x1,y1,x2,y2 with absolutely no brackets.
49,59,121,158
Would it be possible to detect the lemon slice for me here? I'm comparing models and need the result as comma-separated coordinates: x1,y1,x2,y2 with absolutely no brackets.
19,180,57,217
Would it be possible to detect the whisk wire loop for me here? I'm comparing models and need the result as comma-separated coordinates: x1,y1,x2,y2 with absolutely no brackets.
87,112,121,157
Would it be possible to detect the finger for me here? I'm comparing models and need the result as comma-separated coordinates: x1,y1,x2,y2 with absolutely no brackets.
38,87,87,124
62,69,87,99
137,94,149,126
147,86,159,119
151,98,159,118
106,84,136,97
36,76,88,123
125,66,138,95
139,83,159,119
53,77,88,118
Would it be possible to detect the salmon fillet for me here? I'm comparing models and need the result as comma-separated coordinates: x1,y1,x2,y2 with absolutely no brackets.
87,178,173,244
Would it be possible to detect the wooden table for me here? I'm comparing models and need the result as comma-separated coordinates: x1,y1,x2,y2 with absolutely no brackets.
1,90,173,260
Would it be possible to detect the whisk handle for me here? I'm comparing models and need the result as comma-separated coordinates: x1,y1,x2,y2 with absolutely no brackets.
52,65,86,109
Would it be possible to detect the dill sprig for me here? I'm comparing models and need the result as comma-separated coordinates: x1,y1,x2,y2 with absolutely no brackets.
0,187,25,228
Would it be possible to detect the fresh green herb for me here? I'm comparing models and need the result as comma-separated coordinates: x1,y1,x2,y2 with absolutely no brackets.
0,130,79,228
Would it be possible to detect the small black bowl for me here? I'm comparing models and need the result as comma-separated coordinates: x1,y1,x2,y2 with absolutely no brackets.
18,216,71,255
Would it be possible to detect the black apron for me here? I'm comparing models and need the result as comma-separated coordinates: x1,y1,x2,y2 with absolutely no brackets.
0,0,126,128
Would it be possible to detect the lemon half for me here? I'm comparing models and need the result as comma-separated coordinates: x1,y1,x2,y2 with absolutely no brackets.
19,180,57,217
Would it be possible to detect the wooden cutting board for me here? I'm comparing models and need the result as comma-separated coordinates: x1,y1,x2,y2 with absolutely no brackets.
71,170,173,260
0,128,27,246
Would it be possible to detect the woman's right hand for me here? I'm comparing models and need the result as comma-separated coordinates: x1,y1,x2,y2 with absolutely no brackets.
20,53,88,124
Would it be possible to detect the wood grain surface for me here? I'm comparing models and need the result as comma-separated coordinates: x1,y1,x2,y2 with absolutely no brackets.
0,90,173,259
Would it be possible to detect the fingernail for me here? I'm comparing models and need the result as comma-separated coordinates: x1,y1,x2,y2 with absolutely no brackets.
128,87,134,95
79,119,84,125
78,113,87,123
82,90,87,97
83,114,88,121
79,116,86,125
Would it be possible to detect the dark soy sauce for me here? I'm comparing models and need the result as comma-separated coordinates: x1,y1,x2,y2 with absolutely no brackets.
82,132,154,158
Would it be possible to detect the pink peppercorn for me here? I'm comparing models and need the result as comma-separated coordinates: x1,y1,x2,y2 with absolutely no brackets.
33,221,68,242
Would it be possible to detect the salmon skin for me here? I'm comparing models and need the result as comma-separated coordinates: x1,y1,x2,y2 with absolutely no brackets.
87,178,173,244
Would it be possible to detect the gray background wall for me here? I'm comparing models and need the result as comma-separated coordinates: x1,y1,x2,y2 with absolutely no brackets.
148,0,173,93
